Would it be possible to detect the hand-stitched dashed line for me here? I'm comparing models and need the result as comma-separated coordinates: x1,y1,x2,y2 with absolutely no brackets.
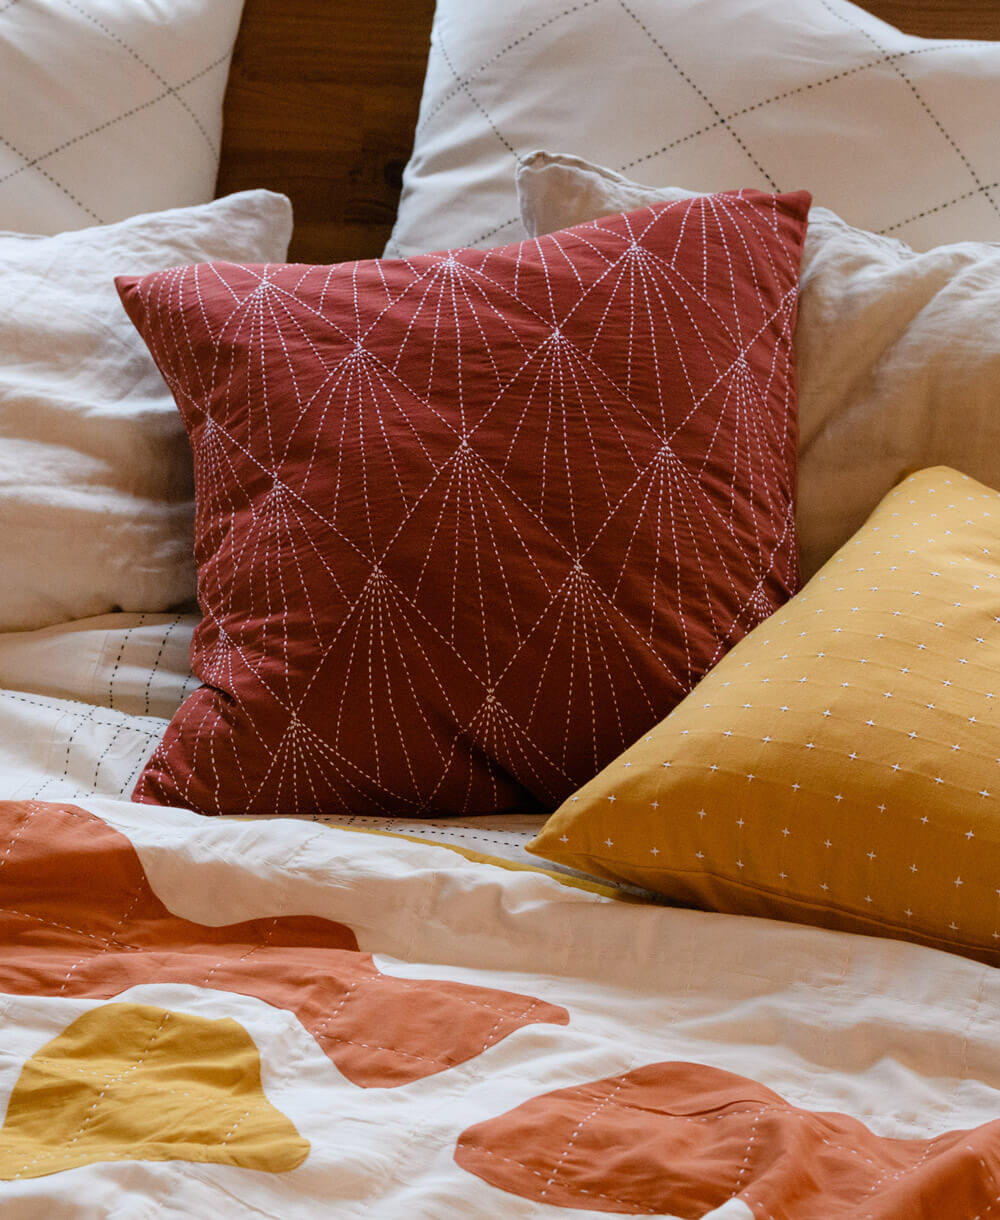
879,179,1000,235
417,0,603,134
435,29,516,158
0,689,161,801
58,0,220,154
133,199,801,814
0,51,230,198
141,616,182,717
620,41,984,177
104,620,135,713
9,1009,174,1179
613,0,777,190
0,130,100,222
56,883,146,995
818,0,1000,221
461,1145,661,1214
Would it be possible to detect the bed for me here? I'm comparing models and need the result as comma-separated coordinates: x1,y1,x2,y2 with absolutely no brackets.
214,0,1000,264
4,0,1000,1215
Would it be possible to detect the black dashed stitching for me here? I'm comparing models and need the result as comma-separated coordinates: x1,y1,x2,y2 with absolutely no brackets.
417,0,603,135
59,0,220,155
0,690,161,738
620,43,985,175
404,1,997,247
0,131,101,222
91,719,130,793
880,179,1000,234
0,681,165,800
613,0,778,190
0,51,231,196
436,30,516,158
467,213,523,249
143,615,182,717
818,0,1000,220
422,20,981,147
105,620,135,714
53,702,107,789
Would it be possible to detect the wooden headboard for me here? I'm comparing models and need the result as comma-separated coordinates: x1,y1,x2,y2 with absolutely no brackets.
216,0,1000,265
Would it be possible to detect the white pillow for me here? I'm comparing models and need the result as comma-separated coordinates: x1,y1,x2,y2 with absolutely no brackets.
517,150,1000,578
0,0,245,234
0,189,292,632
388,0,1000,257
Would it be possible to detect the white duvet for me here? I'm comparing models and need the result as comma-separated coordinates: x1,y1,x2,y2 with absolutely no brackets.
0,616,998,1217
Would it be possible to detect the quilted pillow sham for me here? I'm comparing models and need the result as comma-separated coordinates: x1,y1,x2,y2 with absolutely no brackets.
390,0,1000,257
519,151,1000,580
0,190,292,632
0,0,246,235
531,467,1000,965
118,190,809,817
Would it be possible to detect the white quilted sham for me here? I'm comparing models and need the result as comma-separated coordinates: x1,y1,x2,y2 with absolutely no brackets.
0,0,245,234
390,0,1000,256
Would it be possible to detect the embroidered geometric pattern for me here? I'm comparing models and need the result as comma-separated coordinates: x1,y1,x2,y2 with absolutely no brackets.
119,191,808,816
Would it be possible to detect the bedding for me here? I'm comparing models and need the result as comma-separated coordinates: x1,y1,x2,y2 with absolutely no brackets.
389,0,1000,259
0,610,565,870
0,794,999,1215
531,466,1000,963
0,0,246,234
518,150,1000,578
0,189,293,633
117,191,808,819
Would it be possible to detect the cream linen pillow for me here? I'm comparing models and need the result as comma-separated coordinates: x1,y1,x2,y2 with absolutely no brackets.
518,150,1000,578
389,0,1000,257
0,0,246,234
0,190,292,632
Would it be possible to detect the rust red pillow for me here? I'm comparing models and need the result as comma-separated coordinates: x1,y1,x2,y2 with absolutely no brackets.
117,191,809,816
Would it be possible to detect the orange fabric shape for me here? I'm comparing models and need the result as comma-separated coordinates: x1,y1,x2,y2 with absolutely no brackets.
0,801,567,1087
455,1060,1000,1218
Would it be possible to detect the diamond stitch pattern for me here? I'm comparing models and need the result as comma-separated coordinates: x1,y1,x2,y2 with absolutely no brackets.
0,0,244,234
389,0,1000,258
118,191,808,816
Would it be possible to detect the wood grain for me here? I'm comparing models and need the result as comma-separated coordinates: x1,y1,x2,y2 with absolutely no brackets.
216,0,1000,266
215,0,435,264
864,1,1000,39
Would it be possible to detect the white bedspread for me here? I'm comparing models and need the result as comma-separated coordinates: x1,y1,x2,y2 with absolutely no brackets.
2,615,1000,1216
0,794,997,1217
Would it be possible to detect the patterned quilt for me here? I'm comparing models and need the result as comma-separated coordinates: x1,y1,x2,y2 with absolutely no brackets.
2,794,1000,1218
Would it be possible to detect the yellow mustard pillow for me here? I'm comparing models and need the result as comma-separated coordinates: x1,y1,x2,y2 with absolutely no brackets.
529,467,1000,963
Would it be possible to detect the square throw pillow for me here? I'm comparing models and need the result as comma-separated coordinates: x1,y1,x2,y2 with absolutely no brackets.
118,189,809,817
519,150,1000,579
0,0,246,234
0,190,292,632
389,0,1000,258
530,467,1000,965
